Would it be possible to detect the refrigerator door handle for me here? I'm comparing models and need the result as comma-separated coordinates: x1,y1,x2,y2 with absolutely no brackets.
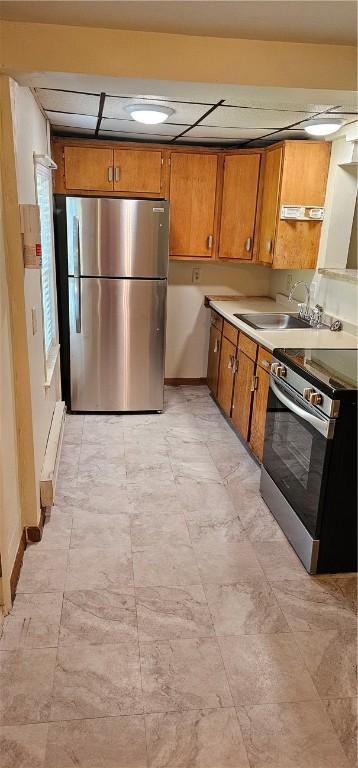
73,216,81,333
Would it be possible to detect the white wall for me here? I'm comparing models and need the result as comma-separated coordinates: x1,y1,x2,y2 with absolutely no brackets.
0,165,22,612
166,260,270,377
10,83,60,513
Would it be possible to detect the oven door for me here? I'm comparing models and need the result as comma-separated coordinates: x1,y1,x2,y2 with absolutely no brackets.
263,376,334,538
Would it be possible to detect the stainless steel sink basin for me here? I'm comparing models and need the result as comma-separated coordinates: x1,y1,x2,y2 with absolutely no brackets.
233,312,313,330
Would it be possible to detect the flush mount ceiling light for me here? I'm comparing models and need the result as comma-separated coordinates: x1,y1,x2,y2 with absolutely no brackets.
125,103,174,125
303,117,344,136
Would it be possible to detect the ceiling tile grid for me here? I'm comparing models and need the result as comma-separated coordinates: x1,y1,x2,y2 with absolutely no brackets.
37,86,358,146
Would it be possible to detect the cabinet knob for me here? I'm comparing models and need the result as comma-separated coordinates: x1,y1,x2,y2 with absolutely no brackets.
266,239,273,254
108,167,113,182
207,234,213,249
214,339,219,353
114,167,120,182
245,237,252,252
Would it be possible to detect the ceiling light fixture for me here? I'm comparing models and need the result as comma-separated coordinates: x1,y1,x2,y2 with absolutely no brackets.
303,117,344,136
125,104,174,125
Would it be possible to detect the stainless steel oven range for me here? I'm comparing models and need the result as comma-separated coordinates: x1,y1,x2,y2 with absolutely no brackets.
260,348,357,574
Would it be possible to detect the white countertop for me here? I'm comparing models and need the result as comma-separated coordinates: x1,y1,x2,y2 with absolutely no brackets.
209,297,358,352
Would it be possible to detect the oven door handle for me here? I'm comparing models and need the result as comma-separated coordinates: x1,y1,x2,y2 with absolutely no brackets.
270,378,334,439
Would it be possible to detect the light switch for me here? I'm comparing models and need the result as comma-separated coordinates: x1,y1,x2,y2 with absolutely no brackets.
31,307,37,335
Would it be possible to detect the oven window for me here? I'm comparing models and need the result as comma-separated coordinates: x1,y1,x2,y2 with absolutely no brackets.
272,411,313,491
263,386,330,538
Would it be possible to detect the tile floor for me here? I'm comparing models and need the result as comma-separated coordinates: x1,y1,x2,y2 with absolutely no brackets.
0,385,357,767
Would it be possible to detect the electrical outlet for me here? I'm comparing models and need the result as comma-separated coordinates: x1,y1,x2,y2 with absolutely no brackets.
192,268,201,284
286,273,293,293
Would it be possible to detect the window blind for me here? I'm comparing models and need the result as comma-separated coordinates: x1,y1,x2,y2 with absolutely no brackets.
35,166,56,357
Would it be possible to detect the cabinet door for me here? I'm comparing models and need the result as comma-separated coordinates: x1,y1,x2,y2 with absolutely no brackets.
257,147,283,264
169,153,218,257
231,351,255,440
249,364,270,461
64,146,114,191
207,324,222,396
217,336,236,417
219,154,261,260
113,149,162,194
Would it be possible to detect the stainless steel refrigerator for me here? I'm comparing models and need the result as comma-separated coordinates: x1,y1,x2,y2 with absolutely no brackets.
54,196,169,412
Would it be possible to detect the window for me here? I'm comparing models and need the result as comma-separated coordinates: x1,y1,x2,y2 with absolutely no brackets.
35,164,57,359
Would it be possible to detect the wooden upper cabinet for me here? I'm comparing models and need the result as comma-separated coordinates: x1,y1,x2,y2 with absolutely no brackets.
113,149,162,194
64,146,114,191
257,141,331,269
219,154,261,260
257,146,283,265
169,152,218,257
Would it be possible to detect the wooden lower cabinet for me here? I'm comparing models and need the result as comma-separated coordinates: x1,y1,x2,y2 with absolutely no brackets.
207,324,222,396
231,351,255,441
249,363,270,461
217,336,236,417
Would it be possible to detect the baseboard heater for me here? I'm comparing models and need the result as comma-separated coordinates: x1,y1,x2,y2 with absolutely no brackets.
40,400,66,508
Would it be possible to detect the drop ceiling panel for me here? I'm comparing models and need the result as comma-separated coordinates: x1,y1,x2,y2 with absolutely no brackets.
174,137,244,145
103,96,207,124
203,106,312,129
185,126,272,140
100,117,186,136
99,130,175,141
36,89,100,115
266,130,308,141
46,112,97,129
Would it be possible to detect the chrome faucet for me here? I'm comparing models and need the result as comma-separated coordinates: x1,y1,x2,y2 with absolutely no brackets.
288,281,311,320
288,280,323,328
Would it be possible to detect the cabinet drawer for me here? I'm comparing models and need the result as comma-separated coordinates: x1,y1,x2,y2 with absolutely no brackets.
222,320,238,346
239,333,257,362
257,347,272,371
210,310,223,332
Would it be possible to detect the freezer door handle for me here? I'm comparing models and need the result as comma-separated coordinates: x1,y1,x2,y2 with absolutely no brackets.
73,216,81,333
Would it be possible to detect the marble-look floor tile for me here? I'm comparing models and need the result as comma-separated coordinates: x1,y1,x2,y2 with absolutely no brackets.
207,439,248,480
34,512,73,550
54,483,131,515
0,723,48,768
224,461,261,501
235,492,285,542
127,480,182,515
145,708,249,767
45,715,147,768
271,575,357,632
194,540,264,584
79,441,125,464
237,700,350,768
51,642,142,720
77,463,127,487
252,540,306,581
136,585,214,641
140,638,233,713
0,593,63,650
131,512,190,548
65,547,133,591
17,550,68,594
323,697,357,767
0,648,57,724
219,633,318,705
171,459,221,482
70,510,131,549
175,476,237,523
59,589,137,645
294,629,357,698
205,578,289,637
133,542,200,587
81,420,124,445
126,463,174,485
188,516,246,547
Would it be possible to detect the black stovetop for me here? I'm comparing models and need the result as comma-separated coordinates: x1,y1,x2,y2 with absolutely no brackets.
274,348,358,396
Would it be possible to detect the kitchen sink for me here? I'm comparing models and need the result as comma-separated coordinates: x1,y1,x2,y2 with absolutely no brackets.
233,312,315,330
